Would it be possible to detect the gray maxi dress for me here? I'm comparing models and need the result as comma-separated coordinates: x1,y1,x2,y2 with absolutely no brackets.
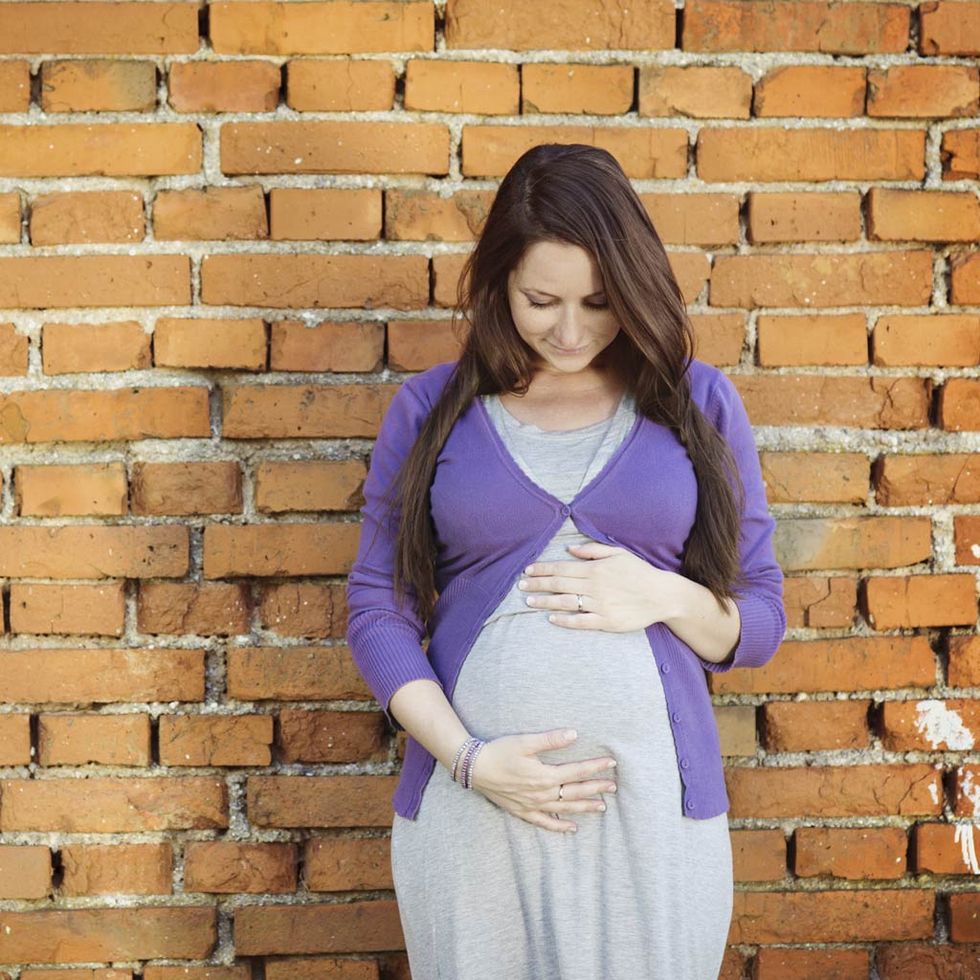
390,389,733,980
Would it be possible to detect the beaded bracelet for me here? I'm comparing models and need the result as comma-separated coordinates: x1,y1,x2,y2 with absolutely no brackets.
451,736,487,789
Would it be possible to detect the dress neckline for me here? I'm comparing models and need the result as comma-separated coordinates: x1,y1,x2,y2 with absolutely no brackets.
490,390,628,434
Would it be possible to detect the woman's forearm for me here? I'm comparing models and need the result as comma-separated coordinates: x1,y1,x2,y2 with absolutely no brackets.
388,679,472,771
662,572,742,666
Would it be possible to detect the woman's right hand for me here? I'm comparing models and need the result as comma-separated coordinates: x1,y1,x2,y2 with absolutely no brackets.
467,729,618,833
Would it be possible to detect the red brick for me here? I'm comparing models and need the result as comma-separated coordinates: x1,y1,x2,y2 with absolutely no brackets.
794,826,907,879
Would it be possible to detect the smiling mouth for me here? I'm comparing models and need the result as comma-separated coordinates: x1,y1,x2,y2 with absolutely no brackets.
550,342,588,353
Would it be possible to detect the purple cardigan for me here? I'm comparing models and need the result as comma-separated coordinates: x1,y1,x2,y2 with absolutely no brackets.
346,358,786,820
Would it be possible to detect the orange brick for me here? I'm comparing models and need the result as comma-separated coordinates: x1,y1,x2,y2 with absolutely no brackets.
0,907,214,961
137,581,251,637
643,193,741,247
0,3,198,55
0,255,190,308
0,61,30,112
0,845,51,899
775,515,933,571
384,188,491,242
732,889,932,944
210,1,433,55
247,774,396,829
270,188,381,241
523,64,632,115
950,892,980,941
868,64,979,118
754,946,870,979
10,582,126,637
782,575,858,629
153,186,267,241
868,188,980,243
920,1,980,56
732,374,931,428
794,826,907,880
760,451,869,504
130,460,243,517
256,582,348,640
254,459,365,514
0,387,207,443
881,698,980,751
153,317,267,370
269,319,383,372
220,121,449,176
690,313,746,365
0,191,21,242
950,766,980,820
942,127,979,180
145,969,248,980
710,635,935,695
461,125,688,179
949,634,980,687
762,699,871,752
728,764,941,819
40,59,156,112
285,59,394,112
41,321,150,375
714,704,756,756
159,714,272,767
203,523,360,577
184,841,295,894
876,452,980,506
0,322,29,375
757,313,867,365
168,61,280,112
201,254,428,309
951,251,980,304
915,822,980,874
445,0,674,51
873,313,980,367
639,66,751,118
753,66,865,118
388,318,466,371
865,574,977,629
730,828,785,882
0,648,204,705
683,0,909,54
405,60,518,114
38,713,150,765
711,251,933,308
278,709,385,764
304,836,393,891
954,514,980,563
0,123,201,177
60,843,172,896
0,777,226,832
697,127,924,182
227,646,369,703
747,192,862,244
941,377,980,430
0,715,31,766
30,191,144,245
877,941,980,978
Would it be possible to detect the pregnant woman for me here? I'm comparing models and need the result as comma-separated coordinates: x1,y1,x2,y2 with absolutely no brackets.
346,143,786,979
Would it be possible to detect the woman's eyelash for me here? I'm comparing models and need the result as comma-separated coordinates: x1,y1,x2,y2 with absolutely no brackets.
527,299,608,309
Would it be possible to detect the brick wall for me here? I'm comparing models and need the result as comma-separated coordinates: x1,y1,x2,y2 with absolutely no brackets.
0,0,977,977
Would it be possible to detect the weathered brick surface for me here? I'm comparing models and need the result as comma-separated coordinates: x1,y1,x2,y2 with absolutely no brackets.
0,2,975,972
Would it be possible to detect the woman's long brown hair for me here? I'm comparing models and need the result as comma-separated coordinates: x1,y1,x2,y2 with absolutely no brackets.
378,142,748,629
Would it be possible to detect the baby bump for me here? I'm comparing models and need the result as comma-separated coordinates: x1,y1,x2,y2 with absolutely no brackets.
450,609,670,763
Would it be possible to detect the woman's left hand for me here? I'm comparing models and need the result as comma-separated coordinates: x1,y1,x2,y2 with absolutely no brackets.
516,541,678,633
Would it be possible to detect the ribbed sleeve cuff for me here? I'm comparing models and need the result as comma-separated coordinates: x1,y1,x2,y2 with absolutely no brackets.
700,592,786,674
347,620,443,731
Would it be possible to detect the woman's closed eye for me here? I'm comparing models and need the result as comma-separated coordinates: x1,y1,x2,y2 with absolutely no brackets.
527,299,608,309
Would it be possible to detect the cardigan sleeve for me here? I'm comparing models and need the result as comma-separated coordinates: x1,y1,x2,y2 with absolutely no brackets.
345,377,442,731
698,369,787,673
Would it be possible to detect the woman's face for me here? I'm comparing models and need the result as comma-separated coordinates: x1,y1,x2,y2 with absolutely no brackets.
506,240,620,379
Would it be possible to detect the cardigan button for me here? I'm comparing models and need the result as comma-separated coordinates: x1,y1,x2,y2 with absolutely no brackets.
685,799,695,810
680,758,690,769
671,712,681,723
660,662,670,674
559,504,570,516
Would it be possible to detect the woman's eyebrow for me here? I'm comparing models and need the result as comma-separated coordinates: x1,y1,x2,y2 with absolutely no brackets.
520,287,606,299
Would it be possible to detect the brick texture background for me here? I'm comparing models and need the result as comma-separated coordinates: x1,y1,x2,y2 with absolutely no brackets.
0,0,978,977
